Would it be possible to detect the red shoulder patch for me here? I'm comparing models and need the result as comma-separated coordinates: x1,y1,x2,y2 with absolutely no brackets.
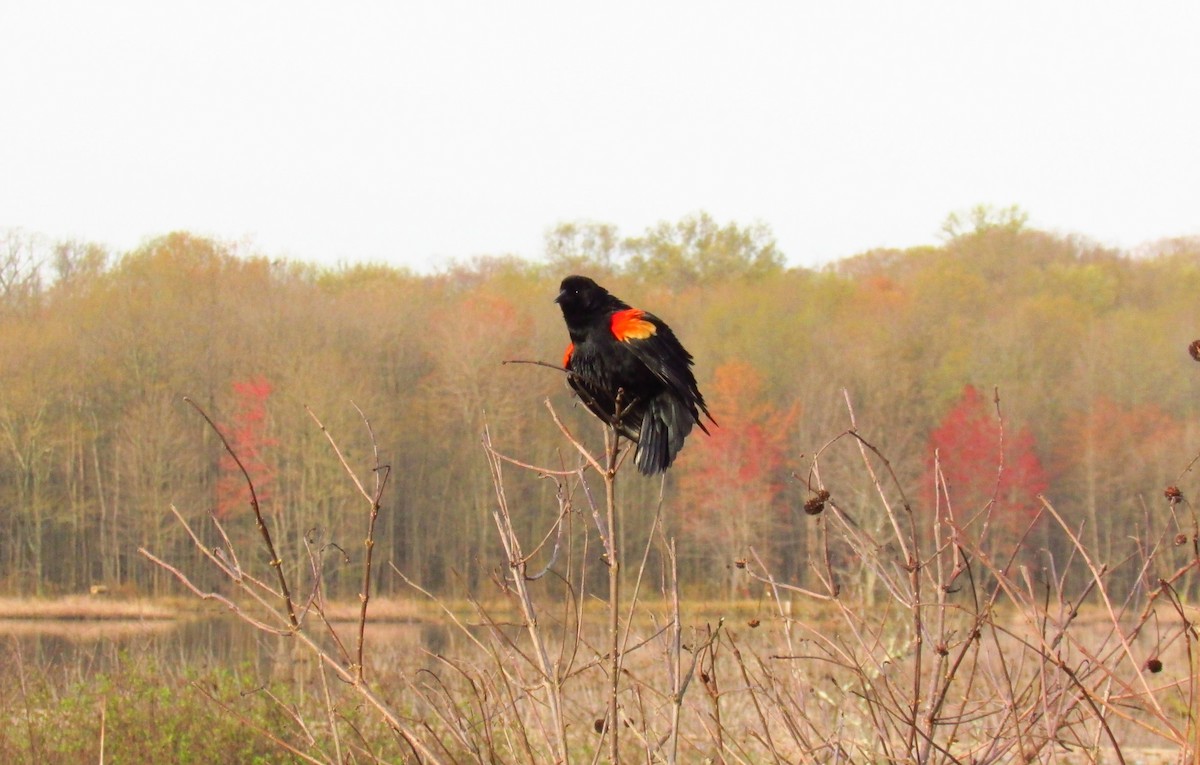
562,342,574,368
610,308,657,342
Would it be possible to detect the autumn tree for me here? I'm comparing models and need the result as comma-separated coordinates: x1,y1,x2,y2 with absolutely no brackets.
0,228,45,316
51,239,108,290
2,215,1199,599
410,267,557,593
677,361,797,597
1051,396,1183,565
217,377,277,520
924,385,1048,554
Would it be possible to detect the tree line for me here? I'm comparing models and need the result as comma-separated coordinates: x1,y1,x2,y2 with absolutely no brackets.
2,210,1198,600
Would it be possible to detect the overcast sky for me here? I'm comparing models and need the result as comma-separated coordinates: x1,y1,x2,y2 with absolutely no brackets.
2,2,1197,271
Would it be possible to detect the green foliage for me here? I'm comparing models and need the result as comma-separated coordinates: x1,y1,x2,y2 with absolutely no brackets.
544,211,784,288
940,203,1029,240
543,220,621,277
623,211,783,288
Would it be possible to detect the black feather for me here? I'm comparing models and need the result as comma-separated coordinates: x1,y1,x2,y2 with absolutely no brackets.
555,275,714,475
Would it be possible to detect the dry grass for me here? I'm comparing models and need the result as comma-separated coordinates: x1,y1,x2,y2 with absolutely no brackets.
0,595,177,621
0,617,179,641
0,595,483,624
130,395,1200,764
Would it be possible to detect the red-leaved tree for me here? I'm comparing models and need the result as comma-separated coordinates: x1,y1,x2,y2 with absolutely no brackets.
1051,395,1183,557
924,385,1047,550
678,361,797,596
217,376,277,519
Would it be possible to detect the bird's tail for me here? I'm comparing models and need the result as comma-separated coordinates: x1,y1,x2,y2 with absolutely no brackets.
635,394,695,475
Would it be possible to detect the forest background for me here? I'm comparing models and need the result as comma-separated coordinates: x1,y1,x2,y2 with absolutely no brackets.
3,206,1199,603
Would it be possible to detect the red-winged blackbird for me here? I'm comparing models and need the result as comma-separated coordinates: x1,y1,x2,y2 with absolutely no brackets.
555,275,714,475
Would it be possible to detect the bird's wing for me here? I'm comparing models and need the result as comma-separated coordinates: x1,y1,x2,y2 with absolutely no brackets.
609,308,710,428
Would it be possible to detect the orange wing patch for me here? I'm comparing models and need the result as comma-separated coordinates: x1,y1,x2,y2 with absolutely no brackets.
562,342,575,368
610,308,657,342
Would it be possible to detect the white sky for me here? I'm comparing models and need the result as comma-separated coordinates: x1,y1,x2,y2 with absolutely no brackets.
2,2,1197,271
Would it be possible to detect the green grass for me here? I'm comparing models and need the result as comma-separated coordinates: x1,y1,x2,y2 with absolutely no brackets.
0,655,303,765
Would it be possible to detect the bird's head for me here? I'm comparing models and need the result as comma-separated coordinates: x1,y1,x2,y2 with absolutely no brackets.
555,275,610,323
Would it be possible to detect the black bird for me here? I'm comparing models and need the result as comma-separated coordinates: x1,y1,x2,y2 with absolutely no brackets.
555,275,714,475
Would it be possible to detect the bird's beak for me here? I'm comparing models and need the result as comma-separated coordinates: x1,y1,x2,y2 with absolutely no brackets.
554,288,567,305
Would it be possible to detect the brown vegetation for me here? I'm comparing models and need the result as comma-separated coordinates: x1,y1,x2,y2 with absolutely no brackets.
5,209,1200,760
0,595,175,620
127,384,1200,763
